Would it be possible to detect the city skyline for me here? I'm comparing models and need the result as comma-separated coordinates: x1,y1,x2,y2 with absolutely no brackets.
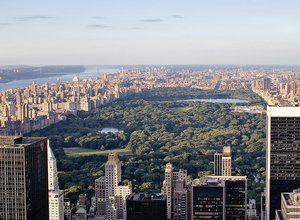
1,0,300,65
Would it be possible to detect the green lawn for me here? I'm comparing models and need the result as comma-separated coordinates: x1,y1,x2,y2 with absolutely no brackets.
64,147,132,157
170,106,193,113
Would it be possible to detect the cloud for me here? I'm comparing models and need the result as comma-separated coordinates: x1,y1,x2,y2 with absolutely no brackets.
16,15,52,21
140,18,163,23
129,27,143,30
171,14,184,19
91,16,105,19
88,24,111,28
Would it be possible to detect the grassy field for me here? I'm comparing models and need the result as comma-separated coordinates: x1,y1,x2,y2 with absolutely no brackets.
64,147,132,157
170,106,193,113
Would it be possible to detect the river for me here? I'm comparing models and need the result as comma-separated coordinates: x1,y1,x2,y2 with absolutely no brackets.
0,65,120,91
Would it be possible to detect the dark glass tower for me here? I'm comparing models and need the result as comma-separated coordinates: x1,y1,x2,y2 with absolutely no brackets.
266,106,300,219
192,176,247,220
225,179,246,219
126,193,167,220
192,184,224,219
214,151,223,176
0,136,49,220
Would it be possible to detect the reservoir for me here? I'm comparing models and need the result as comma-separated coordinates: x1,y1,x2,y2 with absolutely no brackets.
100,128,123,134
177,98,249,104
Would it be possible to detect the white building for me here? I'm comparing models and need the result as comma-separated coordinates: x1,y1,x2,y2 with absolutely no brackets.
103,153,132,220
48,142,64,220
275,188,300,220
49,190,64,220
162,163,188,220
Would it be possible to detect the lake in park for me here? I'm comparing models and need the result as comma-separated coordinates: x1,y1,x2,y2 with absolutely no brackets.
177,98,249,104
100,128,123,134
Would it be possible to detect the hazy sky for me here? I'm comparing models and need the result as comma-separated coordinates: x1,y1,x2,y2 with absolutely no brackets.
1,0,300,65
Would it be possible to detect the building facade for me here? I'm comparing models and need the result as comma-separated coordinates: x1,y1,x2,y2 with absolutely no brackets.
48,142,64,220
266,106,300,219
95,176,106,215
214,151,223,176
0,136,49,220
192,181,224,219
192,176,247,220
126,193,167,220
275,188,300,220
162,163,188,220
222,146,232,176
94,153,131,220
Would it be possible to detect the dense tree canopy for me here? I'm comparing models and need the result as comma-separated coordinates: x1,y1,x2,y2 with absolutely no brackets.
28,88,266,204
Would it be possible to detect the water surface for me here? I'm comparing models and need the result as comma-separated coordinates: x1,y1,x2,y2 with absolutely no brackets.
177,98,248,104
0,66,119,91
100,128,123,134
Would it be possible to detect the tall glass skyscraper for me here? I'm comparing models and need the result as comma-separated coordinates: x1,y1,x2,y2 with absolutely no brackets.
0,136,49,220
266,106,300,219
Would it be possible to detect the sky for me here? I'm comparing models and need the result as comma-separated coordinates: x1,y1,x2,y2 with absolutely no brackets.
1,0,300,65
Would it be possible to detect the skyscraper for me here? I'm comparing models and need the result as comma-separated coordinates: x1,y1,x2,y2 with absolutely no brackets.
192,176,247,220
266,106,300,219
214,151,223,176
290,81,298,97
162,163,188,220
104,153,132,220
95,176,106,215
263,78,271,92
222,146,232,176
0,135,49,220
48,142,64,220
126,193,167,220
192,179,223,219
214,147,232,177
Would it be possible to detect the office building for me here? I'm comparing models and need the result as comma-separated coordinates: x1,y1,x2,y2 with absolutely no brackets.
95,176,106,215
266,106,300,219
192,176,247,220
214,151,223,176
173,180,189,220
100,153,132,220
214,147,232,177
290,81,298,96
49,191,64,220
126,193,167,220
263,78,271,92
192,179,223,219
275,188,300,220
222,146,232,176
0,135,49,220
48,142,64,220
162,163,188,220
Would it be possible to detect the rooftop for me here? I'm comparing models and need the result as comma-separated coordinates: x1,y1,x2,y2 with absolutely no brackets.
0,136,47,147
223,146,231,156
75,207,87,214
192,175,247,186
282,189,300,206
127,193,166,201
